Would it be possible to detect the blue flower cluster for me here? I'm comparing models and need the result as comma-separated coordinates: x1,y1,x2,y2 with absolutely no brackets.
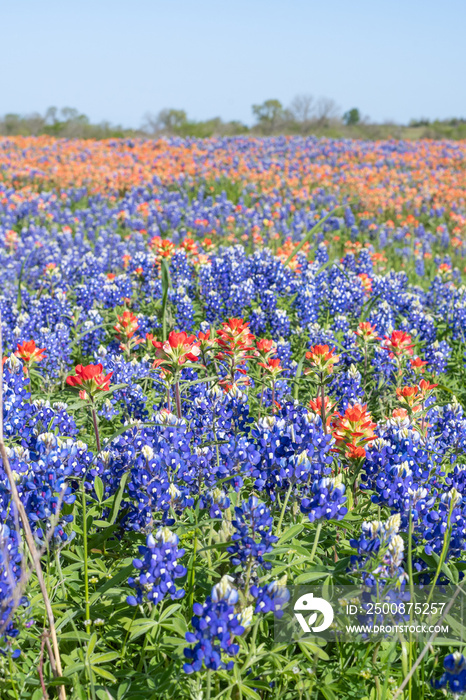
228,496,278,570
126,528,186,606
183,576,247,674
432,652,466,694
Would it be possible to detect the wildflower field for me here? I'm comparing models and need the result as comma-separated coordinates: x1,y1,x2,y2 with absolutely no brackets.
2,135,466,699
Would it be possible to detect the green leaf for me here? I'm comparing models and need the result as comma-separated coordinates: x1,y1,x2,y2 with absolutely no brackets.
47,677,74,687
91,665,117,682
293,353,306,401
158,603,182,623
105,382,129,396
88,522,119,550
239,685,262,699
129,619,158,641
294,570,329,583
90,563,133,604
91,652,120,664
76,322,110,340
63,662,86,676
179,375,219,389
109,471,130,525
94,475,104,503
86,632,98,659
278,523,304,545
59,632,91,643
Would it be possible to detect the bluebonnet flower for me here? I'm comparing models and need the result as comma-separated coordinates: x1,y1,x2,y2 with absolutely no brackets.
432,652,466,694
228,496,277,570
183,576,246,673
0,526,28,657
199,488,230,519
350,514,407,586
301,475,348,523
250,576,290,619
127,528,186,606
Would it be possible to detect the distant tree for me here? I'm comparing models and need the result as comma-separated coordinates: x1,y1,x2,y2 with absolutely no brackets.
289,94,315,123
409,118,430,127
252,99,284,133
2,114,22,135
23,112,46,135
224,120,249,135
0,107,137,138
143,109,188,135
315,97,341,126
44,106,59,126
343,108,361,126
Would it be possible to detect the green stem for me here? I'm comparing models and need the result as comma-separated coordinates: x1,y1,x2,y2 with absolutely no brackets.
407,509,416,608
206,521,214,570
427,500,454,605
242,618,260,671
244,557,253,600
119,605,138,669
8,653,20,700
91,406,101,452
174,381,182,419
82,482,91,634
136,604,157,672
309,522,323,563
277,481,294,535
188,536,198,613
407,509,415,700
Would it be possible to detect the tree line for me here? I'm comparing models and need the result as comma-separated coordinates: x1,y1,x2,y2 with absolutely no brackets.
1,97,465,139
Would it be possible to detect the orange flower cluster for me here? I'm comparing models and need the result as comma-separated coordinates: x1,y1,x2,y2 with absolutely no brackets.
305,345,340,375
2,138,465,231
332,403,377,461
395,380,438,414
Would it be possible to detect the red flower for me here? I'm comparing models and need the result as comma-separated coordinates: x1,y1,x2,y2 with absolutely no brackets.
358,273,372,294
217,318,255,347
355,322,379,342
258,357,283,378
152,331,200,372
215,319,256,389
383,330,414,359
332,403,377,460
411,357,428,373
305,345,339,375
396,385,422,413
114,311,140,340
256,338,276,355
215,319,255,360
15,340,46,365
345,443,367,461
66,364,113,395
418,379,438,394
309,395,336,429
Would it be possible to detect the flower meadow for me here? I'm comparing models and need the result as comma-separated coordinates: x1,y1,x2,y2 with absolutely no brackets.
2,135,466,699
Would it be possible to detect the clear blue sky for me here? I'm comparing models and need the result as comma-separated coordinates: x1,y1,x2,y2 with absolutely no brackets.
2,0,466,127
